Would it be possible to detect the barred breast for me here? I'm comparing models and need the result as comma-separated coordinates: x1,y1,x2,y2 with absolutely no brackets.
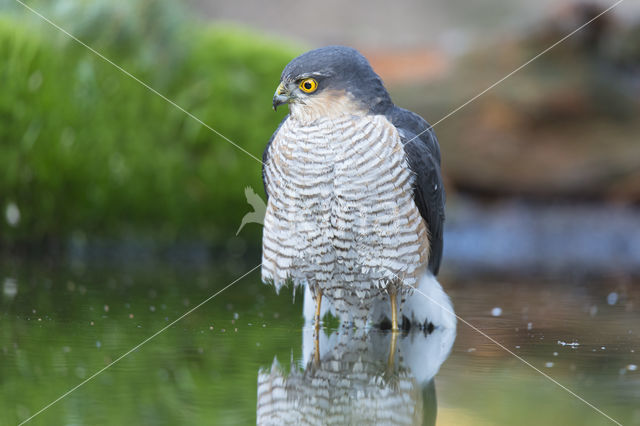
262,114,429,324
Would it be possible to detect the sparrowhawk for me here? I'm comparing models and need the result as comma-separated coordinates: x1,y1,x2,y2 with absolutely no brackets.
262,46,446,330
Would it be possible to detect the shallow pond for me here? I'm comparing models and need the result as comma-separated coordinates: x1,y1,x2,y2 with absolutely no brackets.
1,259,638,425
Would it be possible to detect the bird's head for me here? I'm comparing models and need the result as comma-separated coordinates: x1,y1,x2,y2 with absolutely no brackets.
273,46,392,122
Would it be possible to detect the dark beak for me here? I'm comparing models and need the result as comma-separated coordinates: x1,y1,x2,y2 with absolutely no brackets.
272,82,289,111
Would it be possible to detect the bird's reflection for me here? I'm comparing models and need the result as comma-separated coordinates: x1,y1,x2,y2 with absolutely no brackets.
257,295,456,425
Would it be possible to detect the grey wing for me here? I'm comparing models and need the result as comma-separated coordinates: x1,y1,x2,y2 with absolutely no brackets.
387,107,445,275
262,115,288,200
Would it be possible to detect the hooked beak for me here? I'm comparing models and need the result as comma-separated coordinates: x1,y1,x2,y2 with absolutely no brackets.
272,82,290,111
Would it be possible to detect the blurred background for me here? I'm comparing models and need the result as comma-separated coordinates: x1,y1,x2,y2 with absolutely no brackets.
1,0,639,277
1,1,639,424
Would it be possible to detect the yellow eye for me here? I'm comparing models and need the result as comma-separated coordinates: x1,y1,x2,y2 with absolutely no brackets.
299,78,318,93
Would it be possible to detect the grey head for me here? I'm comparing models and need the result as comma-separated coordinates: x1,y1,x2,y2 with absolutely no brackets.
272,46,393,118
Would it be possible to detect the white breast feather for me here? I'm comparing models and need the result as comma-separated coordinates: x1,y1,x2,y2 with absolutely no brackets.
262,114,429,322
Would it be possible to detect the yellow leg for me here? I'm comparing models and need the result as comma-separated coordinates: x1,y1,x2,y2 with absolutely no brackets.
313,326,320,365
314,288,323,330
390,291,399,332
387,327,398,369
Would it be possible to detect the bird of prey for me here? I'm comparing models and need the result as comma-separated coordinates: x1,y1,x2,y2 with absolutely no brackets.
262,46,445,330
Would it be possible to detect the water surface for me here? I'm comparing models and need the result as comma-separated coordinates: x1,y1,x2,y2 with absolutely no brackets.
1,260,638,425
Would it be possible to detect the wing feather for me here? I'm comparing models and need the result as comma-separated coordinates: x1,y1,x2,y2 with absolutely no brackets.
386,107,445,275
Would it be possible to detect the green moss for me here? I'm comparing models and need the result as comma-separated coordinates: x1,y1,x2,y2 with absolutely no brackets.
0,2,299,246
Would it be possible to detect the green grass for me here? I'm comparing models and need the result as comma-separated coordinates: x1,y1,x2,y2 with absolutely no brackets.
0,0,298,247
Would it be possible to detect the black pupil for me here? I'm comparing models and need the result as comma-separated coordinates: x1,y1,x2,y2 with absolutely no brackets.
304,81,312,90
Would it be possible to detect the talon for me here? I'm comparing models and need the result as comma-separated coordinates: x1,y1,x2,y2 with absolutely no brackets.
402,315,411,331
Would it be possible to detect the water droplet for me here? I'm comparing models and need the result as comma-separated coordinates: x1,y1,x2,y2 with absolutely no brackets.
553,352,558,356
627,364,637,371
607,292,618,306
491,307,502,317
3,278,18,298
545,362,554,368
527,322,533,330
5,202,20,227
